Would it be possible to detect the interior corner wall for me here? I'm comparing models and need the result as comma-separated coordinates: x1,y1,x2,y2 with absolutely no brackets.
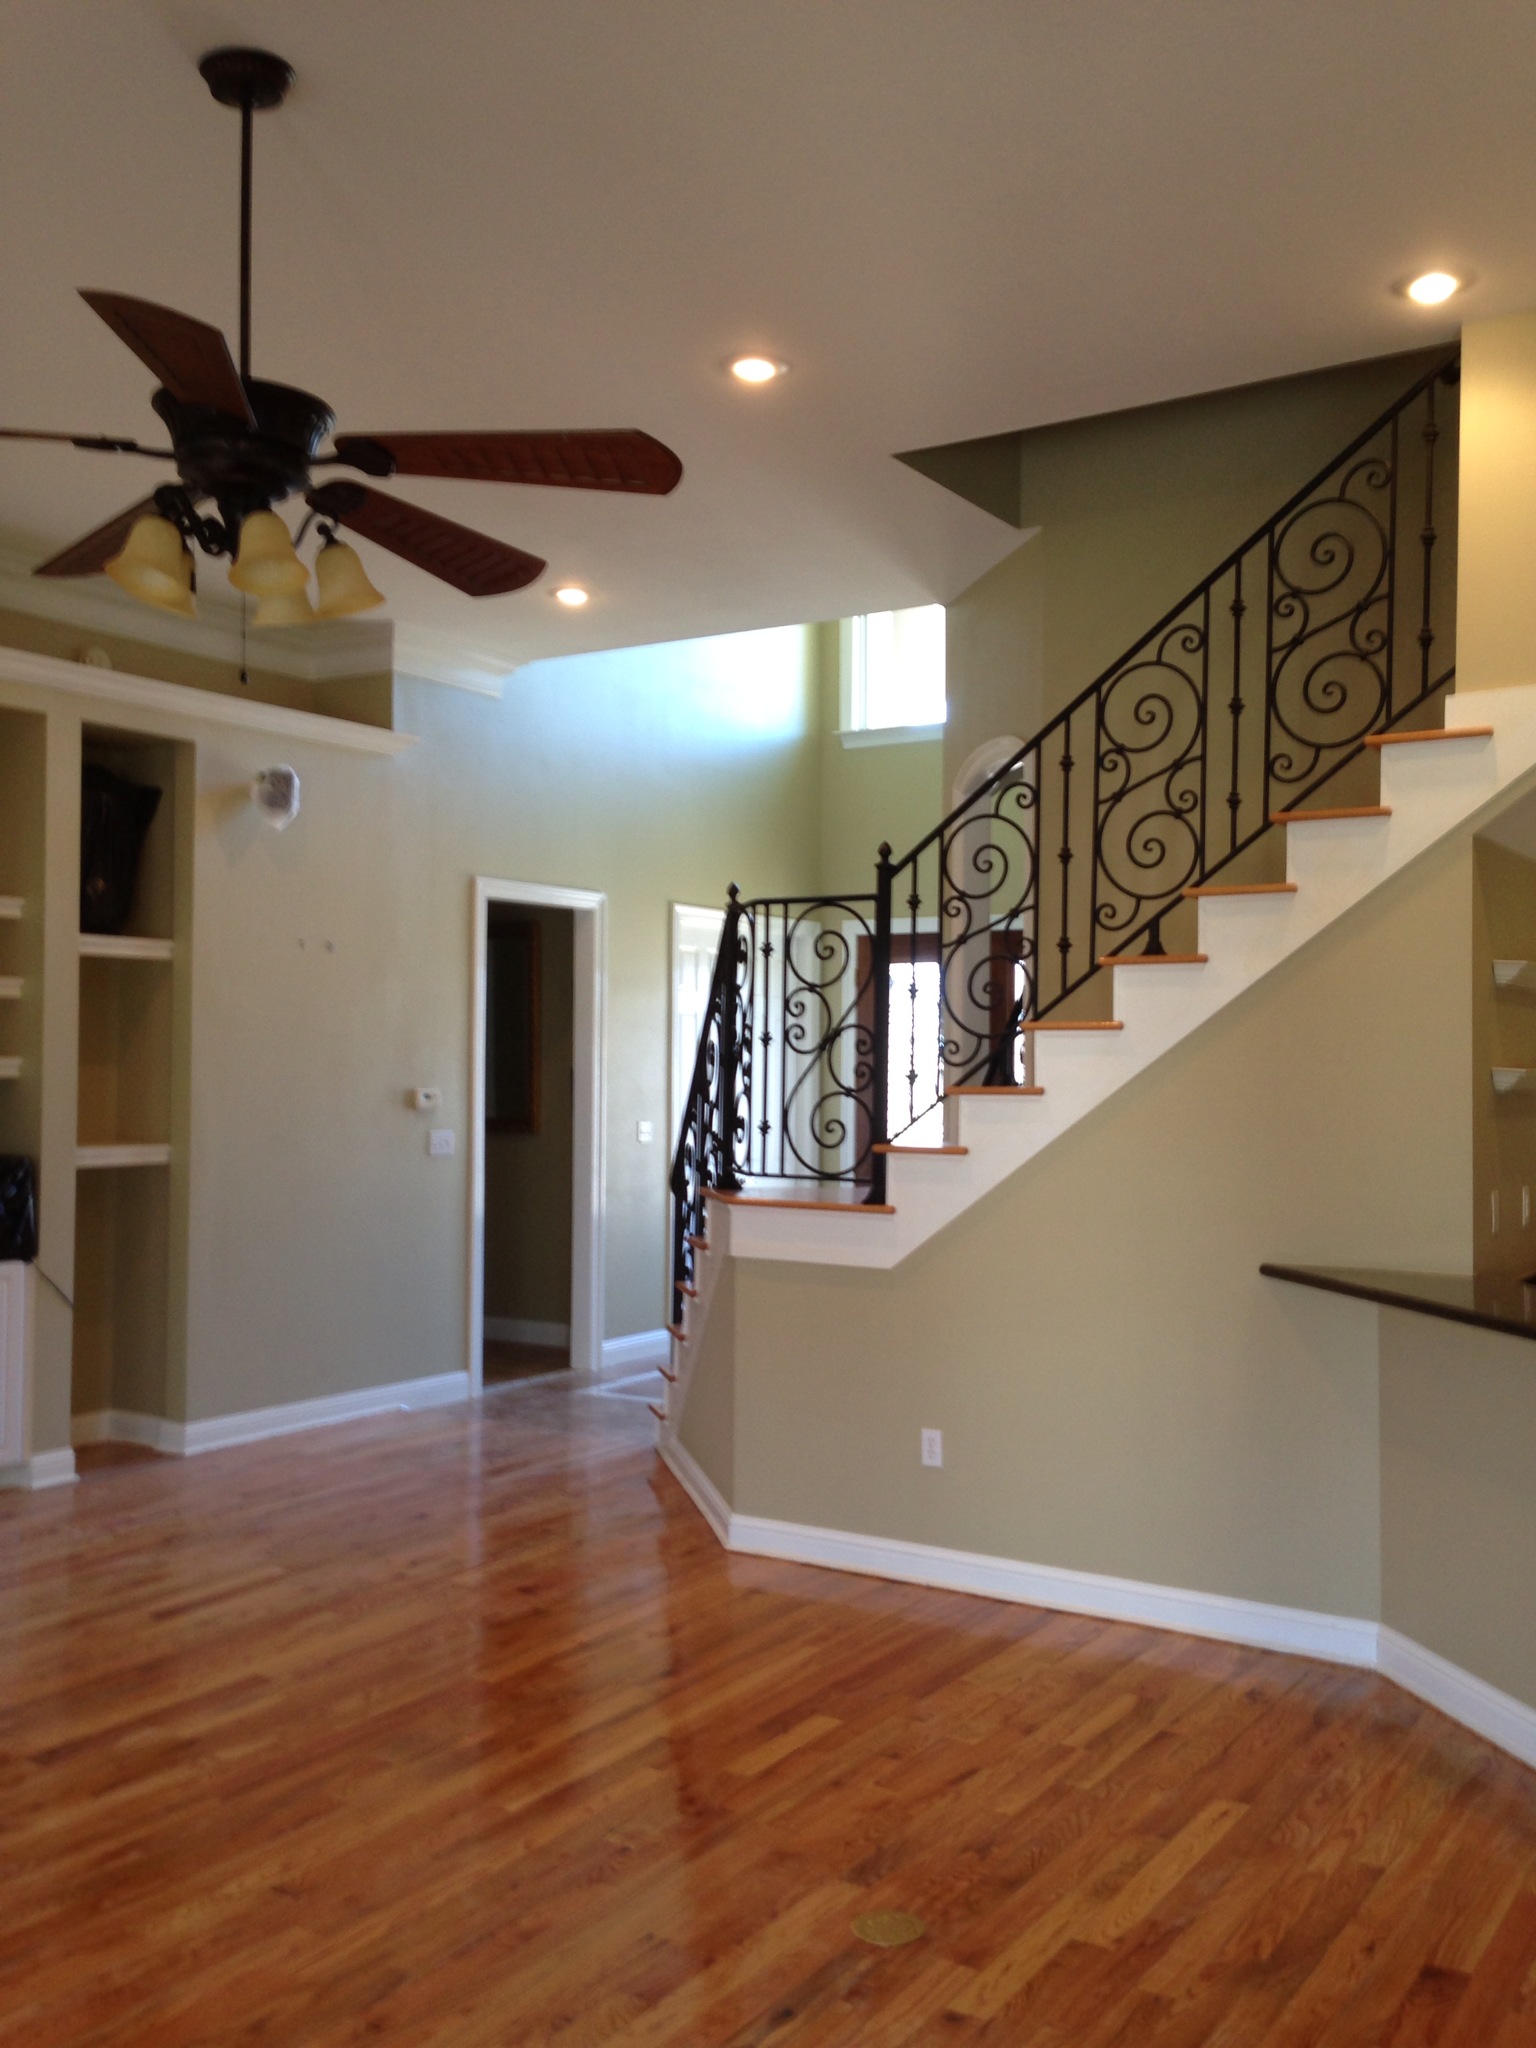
1456,307,1536,694
942,348,1452,796
1380,1306,1536,1713
716,831,1474,1624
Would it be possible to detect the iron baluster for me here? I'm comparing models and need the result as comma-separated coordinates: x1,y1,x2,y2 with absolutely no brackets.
868,844,893,1205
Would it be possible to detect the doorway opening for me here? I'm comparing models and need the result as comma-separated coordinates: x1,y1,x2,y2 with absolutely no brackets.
469,880,605,1395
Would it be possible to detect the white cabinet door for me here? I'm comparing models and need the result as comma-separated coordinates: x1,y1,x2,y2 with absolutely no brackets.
0,1262,27,1467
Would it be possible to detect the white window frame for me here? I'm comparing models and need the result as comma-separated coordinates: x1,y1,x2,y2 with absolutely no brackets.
838,608,947,747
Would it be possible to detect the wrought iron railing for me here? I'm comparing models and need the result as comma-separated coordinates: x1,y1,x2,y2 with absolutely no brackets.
671,353,1459,1317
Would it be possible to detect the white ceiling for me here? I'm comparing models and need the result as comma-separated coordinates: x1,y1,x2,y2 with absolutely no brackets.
0,0,1527,683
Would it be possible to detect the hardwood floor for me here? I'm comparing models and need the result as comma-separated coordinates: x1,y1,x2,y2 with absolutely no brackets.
5,1383,1536,2045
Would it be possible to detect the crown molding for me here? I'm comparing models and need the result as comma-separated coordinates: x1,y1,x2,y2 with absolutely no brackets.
0,642,417,755
393,623,520,698
0,543,391,683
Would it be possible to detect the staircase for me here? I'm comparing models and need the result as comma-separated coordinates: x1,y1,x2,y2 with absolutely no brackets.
665,353,1482,1415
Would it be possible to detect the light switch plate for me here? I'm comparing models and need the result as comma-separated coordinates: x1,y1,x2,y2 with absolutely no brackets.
921,1428,943,1468
428,1128,455,1157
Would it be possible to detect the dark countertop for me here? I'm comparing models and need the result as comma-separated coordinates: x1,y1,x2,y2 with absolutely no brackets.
1260,1263,1536,1344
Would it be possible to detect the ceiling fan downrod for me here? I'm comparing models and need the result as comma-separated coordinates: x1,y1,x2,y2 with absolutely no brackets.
197,47,294,381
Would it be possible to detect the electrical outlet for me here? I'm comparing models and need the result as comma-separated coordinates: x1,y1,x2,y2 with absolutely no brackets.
921,1428,943,1468
637,1120,654,1144
1493,1189,1501,1235
428,1128,455,1158
1524,1186,1531,1229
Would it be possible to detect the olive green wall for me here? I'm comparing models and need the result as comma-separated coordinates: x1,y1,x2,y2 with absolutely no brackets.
484,904,574,1329
685,830,1475,1626
943,348,1452,799
809,620,942,889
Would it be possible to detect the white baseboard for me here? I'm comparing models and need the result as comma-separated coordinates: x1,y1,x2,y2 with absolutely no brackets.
70,1372,469,1459
728,1512,1378,1668
602,1328,670,1371
485,1317,569,1347
72,1409,171,1451
660,1478,1536,1772
0,1447,78,1489
658,1436,731,1545
1378,1626,1536,1772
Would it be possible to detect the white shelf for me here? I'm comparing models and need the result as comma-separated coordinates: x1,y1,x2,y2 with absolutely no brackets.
0,977,19,1000
1492,1067,1536,1096
78,933,174,962
0,897,21,921
76,1142,171,1169
0,1057,18,1081
1493,959,1536,991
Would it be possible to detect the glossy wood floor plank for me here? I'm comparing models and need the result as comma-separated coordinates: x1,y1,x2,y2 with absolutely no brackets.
5,1381,1536,2044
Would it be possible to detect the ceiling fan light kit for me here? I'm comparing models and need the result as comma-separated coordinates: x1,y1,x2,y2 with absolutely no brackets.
103,514,195,617
9,47,682,630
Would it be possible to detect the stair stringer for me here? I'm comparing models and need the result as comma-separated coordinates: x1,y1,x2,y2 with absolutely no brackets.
721,683,1536,1273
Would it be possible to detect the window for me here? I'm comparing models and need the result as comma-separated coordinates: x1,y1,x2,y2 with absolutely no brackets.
670,903,727,1144
842,605,946,736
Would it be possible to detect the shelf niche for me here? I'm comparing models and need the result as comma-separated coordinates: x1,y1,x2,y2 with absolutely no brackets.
72,727,188,1436
0,710,45,1149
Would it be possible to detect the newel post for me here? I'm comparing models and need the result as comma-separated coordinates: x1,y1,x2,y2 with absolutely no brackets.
868,844,893,1205
716,884,744,1192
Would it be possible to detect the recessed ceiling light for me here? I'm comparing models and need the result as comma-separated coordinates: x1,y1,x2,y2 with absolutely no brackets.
1405,271,1461,306
730,355,787,384
553,584,589,608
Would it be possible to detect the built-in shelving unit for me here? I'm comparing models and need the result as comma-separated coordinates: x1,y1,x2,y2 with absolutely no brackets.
78,933,174,962
72,727,187,1437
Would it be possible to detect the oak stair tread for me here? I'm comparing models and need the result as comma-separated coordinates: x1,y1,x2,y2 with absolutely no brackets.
1019,1019,1123,1032
686,1234,710,1252
947,1084,1045,1097
873,1143,969,1155
666,1322,688,1342
708,1191,896,1215
1270,805,1391,824
1099,952,1208,967
1182,882,1298,898
1364,725,1493,747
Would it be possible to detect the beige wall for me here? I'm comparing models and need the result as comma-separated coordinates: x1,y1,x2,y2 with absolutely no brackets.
483,905,574,1328
943,348,1453,798
1457,309,1536,694
686,832,1475,1623
1380,1307,1536,1710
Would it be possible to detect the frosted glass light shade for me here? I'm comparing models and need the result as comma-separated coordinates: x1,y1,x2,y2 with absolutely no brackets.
229,510,308,596
104,515,196,617
314,538,384,618
252,584,318,627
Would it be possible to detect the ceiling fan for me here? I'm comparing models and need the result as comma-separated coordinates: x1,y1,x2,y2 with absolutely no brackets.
2,47,683,625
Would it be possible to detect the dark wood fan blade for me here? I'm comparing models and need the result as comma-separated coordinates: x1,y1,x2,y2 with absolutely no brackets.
332,429,683,495
34,496,164,577
308,486,546,597
0,429,168,454
79,291,254,424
